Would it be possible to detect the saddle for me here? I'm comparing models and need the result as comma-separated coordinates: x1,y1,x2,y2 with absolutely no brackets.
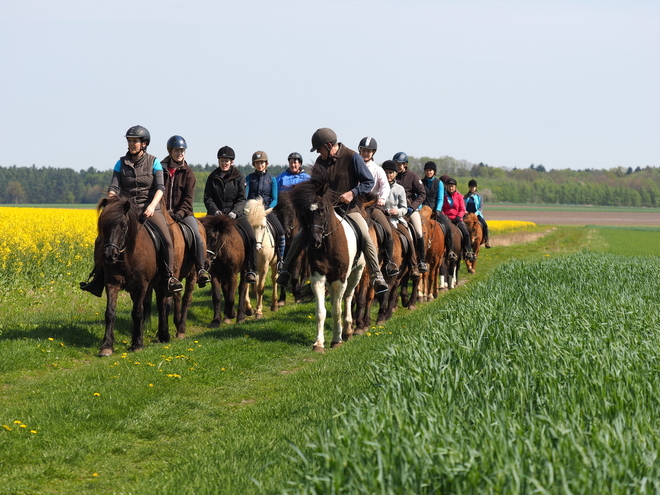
336,208,364,267
394,227,410,254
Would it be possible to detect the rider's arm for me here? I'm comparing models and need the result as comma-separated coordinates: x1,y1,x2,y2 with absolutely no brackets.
435,180,444,212
203,174,221,215
409,174,426,211
175,168,195,218
108,160,122,196
231,172,247,217
351,153,374,198
269,175,278,209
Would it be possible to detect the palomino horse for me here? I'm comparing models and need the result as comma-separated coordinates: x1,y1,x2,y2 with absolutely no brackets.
274,191,308,305
95,197,182,356
419,206,445,302
199,214,248,326
244,198,278,319
463,212,484,274
289,180,365,351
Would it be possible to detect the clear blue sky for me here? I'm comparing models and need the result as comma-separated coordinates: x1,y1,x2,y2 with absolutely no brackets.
2,0,657,171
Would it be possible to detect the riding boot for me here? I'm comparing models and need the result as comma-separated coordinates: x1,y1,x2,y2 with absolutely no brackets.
277,234,286,271
80,266,105,298
276,230,304,286
245,240,258,285
384,235,399,278
160,262,183,295
416,237,428,274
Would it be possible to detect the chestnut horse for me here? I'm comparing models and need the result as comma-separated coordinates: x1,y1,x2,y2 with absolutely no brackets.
463,212,484,274
289,180,365,351
199,214,248,326
95,197,182,356
244,198,278,319
419,206,445,302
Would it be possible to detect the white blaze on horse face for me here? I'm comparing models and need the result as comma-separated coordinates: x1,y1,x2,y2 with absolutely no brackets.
309,203,318,211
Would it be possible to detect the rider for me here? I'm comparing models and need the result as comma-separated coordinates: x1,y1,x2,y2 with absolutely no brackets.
442,177,477,260
245,150,287,265
203,146,257,284
276,152,311,192
382,159,418,274
358,136,398,278
464,179,491,248
161,135,211,287
394,152,428,274
276,127,389,294
422,161,457,260
80,125,183,297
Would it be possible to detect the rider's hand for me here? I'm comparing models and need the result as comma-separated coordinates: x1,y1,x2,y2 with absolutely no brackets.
377,198,386,207
406,207,413,216
171,212,183,222
228,212,237,219
144,204,156,217
339,191,354,204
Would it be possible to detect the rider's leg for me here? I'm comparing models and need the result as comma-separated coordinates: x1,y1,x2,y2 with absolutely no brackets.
456,219,476,260
235,215,258,284
397,222,419,277
182,215,211,286
80,237,105,297
479,215,491,247
436,212,457,260
347,211,388,293
370,207,398,278
148,210,183,294
267,211,287,263
409,210,428,273
276,229,306,286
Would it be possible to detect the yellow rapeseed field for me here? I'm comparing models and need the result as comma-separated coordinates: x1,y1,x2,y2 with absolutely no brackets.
0,206,534,287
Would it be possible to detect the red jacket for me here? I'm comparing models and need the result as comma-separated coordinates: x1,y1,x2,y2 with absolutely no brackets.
442,190,466,220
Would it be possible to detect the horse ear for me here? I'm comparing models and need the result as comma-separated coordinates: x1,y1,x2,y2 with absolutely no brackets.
264,207,273,216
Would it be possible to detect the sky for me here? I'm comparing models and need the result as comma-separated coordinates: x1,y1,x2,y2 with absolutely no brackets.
1,0,658,172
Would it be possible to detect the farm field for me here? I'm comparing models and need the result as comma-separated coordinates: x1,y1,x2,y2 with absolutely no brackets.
1,206,660,493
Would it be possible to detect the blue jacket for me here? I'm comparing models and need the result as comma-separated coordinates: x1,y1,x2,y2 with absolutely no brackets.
464,192,484,217
246,170,278,208
276,169,311,192
422,176,444,212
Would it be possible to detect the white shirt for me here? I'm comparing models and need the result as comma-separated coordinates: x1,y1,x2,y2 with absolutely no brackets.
365,159,390,206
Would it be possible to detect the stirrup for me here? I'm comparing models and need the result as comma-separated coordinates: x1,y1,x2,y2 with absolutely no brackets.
418,261,429,273
448,251,458,261
485,241,491,248
168,277,183,294
197,269,211,287
277,260,284,272
245,271,257,284
276,270,291,286
465,252,477,261
373,276,388,294
385,261,399,278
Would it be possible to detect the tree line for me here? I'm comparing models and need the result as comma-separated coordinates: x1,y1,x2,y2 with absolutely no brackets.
1,159,659,207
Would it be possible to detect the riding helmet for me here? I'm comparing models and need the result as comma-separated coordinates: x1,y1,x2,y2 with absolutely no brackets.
359,136,378,152
287,152,303,164
252,150,269,164
217,146,236,160
167,135,187,149
424,161,437,171
125,125,151,145
468,179,478,188
439,174,451,183
310,127,337,152
446,177,457,186
393,152,408,164
381,160,398,172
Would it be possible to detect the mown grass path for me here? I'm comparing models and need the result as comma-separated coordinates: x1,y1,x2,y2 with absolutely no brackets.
1,226,659,493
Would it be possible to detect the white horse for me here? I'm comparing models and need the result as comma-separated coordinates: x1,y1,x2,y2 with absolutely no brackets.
244,198,279,319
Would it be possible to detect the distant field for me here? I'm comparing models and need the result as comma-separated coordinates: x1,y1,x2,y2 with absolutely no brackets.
488,204,660,226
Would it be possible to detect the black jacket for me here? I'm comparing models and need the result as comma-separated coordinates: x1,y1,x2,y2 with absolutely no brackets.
203,165,246,217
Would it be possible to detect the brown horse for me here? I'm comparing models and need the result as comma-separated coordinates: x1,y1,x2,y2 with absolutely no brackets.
463,213,484,274
274,191,309,305
289,179,365,351
170,218,207,338
419,206,445,302
199,214,248,326
442,222,463,289
95,197,182,356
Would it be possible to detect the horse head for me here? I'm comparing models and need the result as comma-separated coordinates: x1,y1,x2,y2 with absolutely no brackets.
245,198,268,251
98,197,138,264
289,179,334,250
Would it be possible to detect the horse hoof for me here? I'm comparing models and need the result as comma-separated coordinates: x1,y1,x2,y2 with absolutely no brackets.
236,317,245,324
98,348,113,357
408,305,416,311
330,341,343,349
354,328,366,335
270,305,278,312
341,333,351,342
130,346,143,353
376,319,386,325
210,319,220,328
255,313,263,320
176,332,186,339
277,301,286,307
223,318,233,325
245,308,253,317
312,345,325,353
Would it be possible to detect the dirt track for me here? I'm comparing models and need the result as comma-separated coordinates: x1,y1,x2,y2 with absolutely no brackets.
487,206,659,226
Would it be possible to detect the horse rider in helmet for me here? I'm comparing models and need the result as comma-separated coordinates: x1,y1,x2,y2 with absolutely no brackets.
464,179,491,248
422,161,457,260
161,135,212,287
203,146,258,284
442,177,477,260
81,125,184,297
358,136,399,278
277,127,389,294
393,151,429,276
276,152,311,193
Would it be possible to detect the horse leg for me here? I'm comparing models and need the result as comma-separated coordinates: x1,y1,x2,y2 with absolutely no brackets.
245,282,254,317
329,280,346,349
236,274,247,324
129,287,149,352
408,276,420,311
278,285,287,307
176,278,195,339
270,259,279,312
223,275,237,324
99,286,120,357
255,261,268,319
210,276,224,327
311,276,327,352
155,289,171,344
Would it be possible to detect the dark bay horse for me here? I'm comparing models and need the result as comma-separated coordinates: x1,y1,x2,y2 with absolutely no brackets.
274,191,308,305
464,212,484,274
95,197,180,356
199,214,248,326
442,222,463,289
289,180,365,351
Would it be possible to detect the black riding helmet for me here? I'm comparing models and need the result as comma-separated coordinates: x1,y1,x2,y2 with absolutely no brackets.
125,125,150,146
167,135,187,150
446,177,457,186
288,152,303,163
381,160,398,172
310,127,337,152
359,136,378,152
393,152,408,164
217,146,236,160
468,179,478,188
424,161,437,171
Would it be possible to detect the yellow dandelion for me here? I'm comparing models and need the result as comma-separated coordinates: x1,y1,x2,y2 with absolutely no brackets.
30,430,37,434
19,424,27,428
2,425,12,431
13,420,22,424
92,473,99,477
48,338,54,341
93,392,100,396
148,384,154,387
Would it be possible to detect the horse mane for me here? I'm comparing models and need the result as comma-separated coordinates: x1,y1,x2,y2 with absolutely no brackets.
97,196,139,254
464,212,479,230
244,198,266,227
289,179,329,216
200,213,236,236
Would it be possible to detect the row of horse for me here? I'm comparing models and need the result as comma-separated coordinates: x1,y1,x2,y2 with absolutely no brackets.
91,182,485,356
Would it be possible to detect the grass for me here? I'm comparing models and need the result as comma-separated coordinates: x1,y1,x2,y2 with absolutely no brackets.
1,224,659,493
